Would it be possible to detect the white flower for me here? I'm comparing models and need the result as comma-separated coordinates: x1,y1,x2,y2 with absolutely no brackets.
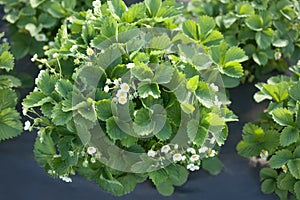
147,150,156,157
181,155,187,161
198,147,208,153
190,154,200,162
120,83,130,92
126,63,135,69
116,89,128,98
48,41,55,47
70,45,78,53
282,165,288,173
187,163,200,171
208,149,217,157
173,153,183,162
35,33,47,42
53,53,59,58
87,146,97,155
259,150,269,161
274,51,282,60
210,83,219,92
106,79,112,84
92,0,101,8
2,37,8,43
31,54,38,62
104,85,110,93
24,120,31,131
118,96,127,105
74,58,80,65
59,176,72,183
22,108,27,116
86,47,94,56
187,147,196,154
114,79,119,86
214,96,222,108
161,145,171,153
174,144,179,149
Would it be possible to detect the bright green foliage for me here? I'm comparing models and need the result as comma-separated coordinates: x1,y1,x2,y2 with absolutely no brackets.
0,0,94,59
237,62,300,200
22,0,247,197
0,33,22,141
185,0,300,81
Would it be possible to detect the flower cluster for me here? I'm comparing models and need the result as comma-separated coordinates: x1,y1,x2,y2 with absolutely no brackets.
147,141,219,172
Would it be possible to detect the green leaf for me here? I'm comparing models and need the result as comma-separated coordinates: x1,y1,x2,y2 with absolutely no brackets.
155,120,172,141
195,82,213,108
202,30,223,46
290,82,300,101
224,46,247,63
108,0,128,19
202,157,223,175
187,119,208,146
277,173,296,191
167,164,188,186
22,92,52,108
30,0,45,8
223,61,244,78
97,174,124,196
51,104,72,126
106,117,128,140
182,20,199,40
145,0,162,17
260,168,278,180
0,89,17,110
45,2,67,18
38,13,56,28
0,108,22,141
269,149,293,169
294,181,300,200
122,3,146,23
138,83,160,99
96,99,113,121
34,131,56,167
186,75,199,92
198,15,215,39
288,159,300,179
255,29,274,49
253,51,268,66
156,182,174,196
77,102,97,122
132,63,153,81
180,103,195,114
261,179,276,194
245,15,263,31
37,71,59,95
149,35,171,50
0,50,14,72
153,62,174,84
280,126,299,147
263,82,289,102
25,23,42,37
55,79,73,99
271,108,294,126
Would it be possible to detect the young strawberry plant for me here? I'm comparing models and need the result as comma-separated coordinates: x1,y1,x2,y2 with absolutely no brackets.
185,0,300,82
237,61,300,200
0,0,95,59
22,0,246,196
0,32,22,141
